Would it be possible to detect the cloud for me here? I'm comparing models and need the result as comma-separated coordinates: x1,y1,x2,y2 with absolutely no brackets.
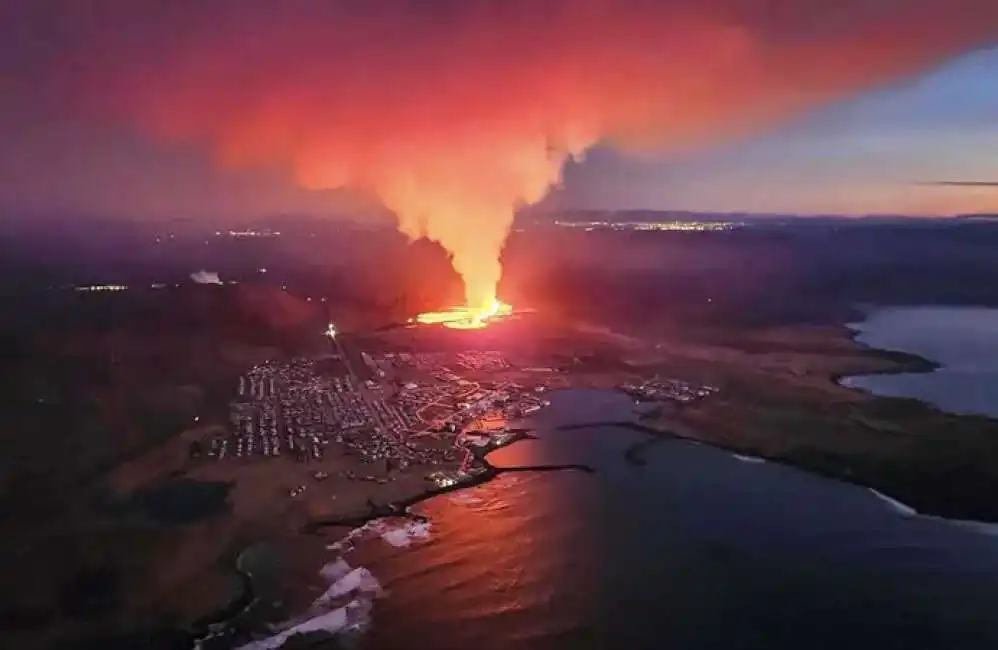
190,270,223,285
7,1,998,304
916,181,998,187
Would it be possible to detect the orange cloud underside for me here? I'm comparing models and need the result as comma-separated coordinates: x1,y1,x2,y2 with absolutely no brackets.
60,0,998,304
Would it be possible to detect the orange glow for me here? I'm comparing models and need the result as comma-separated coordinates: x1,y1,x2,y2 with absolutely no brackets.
59,1,998,299
416,299,513,329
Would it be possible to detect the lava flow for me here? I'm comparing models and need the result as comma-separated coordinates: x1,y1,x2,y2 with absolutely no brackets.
415,299,513,329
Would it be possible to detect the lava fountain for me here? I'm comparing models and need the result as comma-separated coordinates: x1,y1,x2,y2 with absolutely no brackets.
415,299,513,329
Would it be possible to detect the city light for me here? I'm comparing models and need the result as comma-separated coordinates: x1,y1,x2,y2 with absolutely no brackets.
325,323,337,338
74,284,128,292
553,220,742,232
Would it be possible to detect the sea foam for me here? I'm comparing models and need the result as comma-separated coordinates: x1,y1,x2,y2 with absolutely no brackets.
235,598,373,650
928,517,998,538
449,492,484,506
237,519,432,649
312,566,384,607
868,488,918,516
373,519,432,548
731,453,766,464
868,489,998,537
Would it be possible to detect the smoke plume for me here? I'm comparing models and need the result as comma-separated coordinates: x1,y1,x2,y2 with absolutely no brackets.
17,1,998,307
190,270,223,285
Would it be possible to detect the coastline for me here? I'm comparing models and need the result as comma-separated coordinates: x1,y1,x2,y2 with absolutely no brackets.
197,428,593,646
563,409,998,530
171,312,998,647
631,326,998,524
827,316,941,388
303,430,593,533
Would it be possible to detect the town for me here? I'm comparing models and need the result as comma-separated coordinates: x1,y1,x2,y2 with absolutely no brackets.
200,347,553,493
618,377,719,404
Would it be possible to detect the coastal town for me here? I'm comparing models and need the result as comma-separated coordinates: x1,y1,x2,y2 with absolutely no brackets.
192,330,724,503
199,347,555,494
619,377,719,403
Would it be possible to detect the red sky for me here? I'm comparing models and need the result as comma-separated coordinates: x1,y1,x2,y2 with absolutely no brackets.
4,1,998,301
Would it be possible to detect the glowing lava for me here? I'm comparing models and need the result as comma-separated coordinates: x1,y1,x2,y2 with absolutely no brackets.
415,299,513,329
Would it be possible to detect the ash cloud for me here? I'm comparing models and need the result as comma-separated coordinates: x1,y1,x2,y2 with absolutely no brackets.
9,1,998,305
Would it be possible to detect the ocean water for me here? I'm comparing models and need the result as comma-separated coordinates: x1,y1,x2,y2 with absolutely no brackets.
312,389,998,650
843,306,998,418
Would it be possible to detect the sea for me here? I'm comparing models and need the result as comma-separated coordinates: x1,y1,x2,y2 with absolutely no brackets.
242,376,998,650
842,306,998,418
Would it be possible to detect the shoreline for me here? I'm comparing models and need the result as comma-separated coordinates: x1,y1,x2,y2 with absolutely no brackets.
562,414,998,528
188,549,258,647
827,317,941,388
303,430,593,533
198,428,593,646
185,312,998,646
831,310,998,422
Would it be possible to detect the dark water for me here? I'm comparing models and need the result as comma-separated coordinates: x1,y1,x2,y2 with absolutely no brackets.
843,306,998,418
353,389,998,650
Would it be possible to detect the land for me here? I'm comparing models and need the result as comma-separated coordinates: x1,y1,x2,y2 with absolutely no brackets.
6,215,998,648
5,287,998,650
628,324,998,522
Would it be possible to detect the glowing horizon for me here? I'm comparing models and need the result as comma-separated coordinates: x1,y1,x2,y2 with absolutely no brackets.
14,0,998,305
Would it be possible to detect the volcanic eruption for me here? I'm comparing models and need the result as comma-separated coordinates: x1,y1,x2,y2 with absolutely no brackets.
22,0,998,322
414,299,514,330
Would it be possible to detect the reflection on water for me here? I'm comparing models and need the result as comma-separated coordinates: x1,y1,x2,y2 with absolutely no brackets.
352,389,998,650
844,306,998,418
357,439,603,649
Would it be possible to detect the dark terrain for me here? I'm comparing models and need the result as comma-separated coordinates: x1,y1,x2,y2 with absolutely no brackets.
2,213,998,648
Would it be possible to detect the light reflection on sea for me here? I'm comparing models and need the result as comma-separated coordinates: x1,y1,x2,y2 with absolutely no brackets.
349,389,998,650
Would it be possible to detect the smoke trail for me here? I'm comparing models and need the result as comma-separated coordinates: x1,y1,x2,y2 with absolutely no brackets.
16,1,998,306
190,270,223,285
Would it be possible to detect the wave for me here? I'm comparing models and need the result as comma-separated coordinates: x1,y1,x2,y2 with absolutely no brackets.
372,519,433,548
868,488,998,536
868,488,918,516
312,565,384,608
449,492,484,506
237,518,431,649
926,516,998,538
319,557,352,583
731,453,766,464
235,598,374,650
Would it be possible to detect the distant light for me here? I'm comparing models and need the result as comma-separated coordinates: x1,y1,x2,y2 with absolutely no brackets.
75,284,128,292
259,268,267,273
325,323,337,338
